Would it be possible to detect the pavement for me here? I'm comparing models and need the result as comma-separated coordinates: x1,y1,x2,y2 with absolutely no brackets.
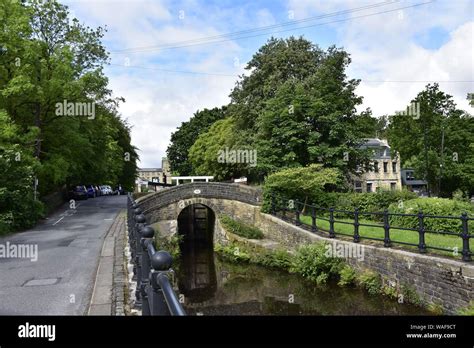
0,195,127,315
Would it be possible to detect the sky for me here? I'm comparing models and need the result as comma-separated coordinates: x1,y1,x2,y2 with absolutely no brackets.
63,0,474,168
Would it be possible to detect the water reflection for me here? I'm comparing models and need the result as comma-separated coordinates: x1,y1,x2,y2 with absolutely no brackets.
177,204,217,303
178,240,217,303
176,204,430,316
180,252,430,316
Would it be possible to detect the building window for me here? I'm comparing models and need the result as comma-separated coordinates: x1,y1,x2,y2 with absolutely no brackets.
392,162,397,173
373,161,379,173
354,181,362,193
366,183,372,193
391,183,396,191
383,162,388,173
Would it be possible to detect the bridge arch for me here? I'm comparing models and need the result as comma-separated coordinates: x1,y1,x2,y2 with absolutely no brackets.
136,182,262,225
177,202,216,243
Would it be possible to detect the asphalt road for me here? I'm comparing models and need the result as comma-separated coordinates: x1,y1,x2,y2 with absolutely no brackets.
0,195,127,315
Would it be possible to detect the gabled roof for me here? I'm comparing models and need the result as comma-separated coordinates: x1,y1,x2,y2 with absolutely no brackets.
138,168,162,172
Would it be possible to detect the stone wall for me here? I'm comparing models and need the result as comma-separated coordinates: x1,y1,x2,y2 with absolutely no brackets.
137,184,474,314
253,214,474,314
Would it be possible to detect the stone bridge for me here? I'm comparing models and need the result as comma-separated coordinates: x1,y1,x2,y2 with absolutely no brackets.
136,182,262,223
135,182,264,244
134,182,474,314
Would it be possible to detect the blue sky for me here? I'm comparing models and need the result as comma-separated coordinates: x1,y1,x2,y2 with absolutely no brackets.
64,0,474,168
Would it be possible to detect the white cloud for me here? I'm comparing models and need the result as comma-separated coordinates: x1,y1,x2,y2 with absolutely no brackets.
65,0,246,168
287,0,474,116
63,0,473,169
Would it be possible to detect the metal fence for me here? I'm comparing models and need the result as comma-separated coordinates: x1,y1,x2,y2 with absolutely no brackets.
270,194,472,262
127,194,186,315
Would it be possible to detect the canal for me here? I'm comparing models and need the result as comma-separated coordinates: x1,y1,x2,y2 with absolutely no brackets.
175,203,430,315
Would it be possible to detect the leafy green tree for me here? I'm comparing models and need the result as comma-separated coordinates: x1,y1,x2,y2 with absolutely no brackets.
186,37,370,182
188,117,250,180
0,0,138,228
167,107,226,175
262,164,345,212
0,110,43,233
353,112,388,139
387,84,474,196
253,45,368,179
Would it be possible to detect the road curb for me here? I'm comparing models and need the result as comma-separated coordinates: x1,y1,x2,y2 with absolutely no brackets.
88,210,125,315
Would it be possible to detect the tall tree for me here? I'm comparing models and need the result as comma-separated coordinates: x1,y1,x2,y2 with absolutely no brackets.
387,84,474,196
167,106,226,175
187,37,370,182
0,0,138,230
0,110,42,233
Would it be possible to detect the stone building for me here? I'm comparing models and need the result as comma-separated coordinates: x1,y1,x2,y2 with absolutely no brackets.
136,157,172,190
354,138,402,193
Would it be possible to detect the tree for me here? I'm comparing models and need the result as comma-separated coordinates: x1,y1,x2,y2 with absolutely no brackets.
353,112,388,139
0,0,138,229
167,107,226,175
387,84,474,196
188,117,249,180
262,164,345,213
185,37,370,182
252,45,368,179
0,110,43,233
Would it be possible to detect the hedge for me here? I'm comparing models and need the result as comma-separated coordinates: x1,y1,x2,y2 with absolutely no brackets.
387,197,474,233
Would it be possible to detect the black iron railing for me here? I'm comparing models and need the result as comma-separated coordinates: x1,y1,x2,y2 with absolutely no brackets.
270,193,472,262
127,194,186,316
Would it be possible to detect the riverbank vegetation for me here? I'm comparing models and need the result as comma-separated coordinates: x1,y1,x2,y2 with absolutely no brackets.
215,237,432,311
219,215,264,239
153,226,183,260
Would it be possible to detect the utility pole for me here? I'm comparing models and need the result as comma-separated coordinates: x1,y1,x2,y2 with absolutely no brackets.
438,124,445,196
423,119,430,197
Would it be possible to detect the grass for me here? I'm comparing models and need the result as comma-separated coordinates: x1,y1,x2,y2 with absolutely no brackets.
299,215,464,259
219,214,264,239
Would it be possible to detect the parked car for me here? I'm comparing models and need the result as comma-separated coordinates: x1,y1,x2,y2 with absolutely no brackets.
100,185,113,195
85,185,97,198
68,185,88,200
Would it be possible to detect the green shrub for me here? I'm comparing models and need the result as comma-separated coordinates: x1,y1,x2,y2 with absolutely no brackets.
154,226,183,260
357,270,382,295
382,284,398,299
427,302,444,315
387,198,474,233
254,249,293,270
264,188,417,221
452,189,470,203
261,164,345,213
327,190,417,220
399,285,422,306
214,243,251,262
338,265,356,286
219,215,264,239
458,301,474,315
290,243,344,285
